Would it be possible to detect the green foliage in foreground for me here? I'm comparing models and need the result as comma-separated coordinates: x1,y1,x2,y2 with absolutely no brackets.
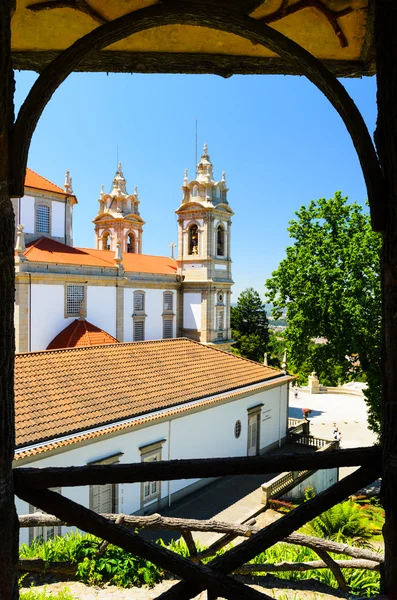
265,193,382,434
20,524,381,596
20,589,73,600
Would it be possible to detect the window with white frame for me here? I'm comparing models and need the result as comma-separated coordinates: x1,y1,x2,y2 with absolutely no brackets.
29,488,62,544
89,454,122,515
140,441,165,508
36,204,50,233
66,284,85,317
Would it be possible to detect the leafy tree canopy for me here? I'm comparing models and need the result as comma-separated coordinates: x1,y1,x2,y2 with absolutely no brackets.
265,192,381,434
231,288,269,362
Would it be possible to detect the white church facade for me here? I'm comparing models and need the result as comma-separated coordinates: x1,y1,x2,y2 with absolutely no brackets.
14,145,234,353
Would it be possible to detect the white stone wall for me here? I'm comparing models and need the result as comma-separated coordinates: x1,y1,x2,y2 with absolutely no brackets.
51,201,66,239
30,284,73,351
16,383,288,545
183,293,201,330
123,288,177,341
87,286,117,338
19,195,35,233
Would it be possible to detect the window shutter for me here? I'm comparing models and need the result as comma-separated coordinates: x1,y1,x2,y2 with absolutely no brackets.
164,292,173,312
163,319,173,339
36,204,50,233
134,292,145,312
134,320,144,341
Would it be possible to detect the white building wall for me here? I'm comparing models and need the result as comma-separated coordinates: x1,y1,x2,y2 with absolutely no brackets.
123,288,177,341
87,286,117,338
16,383,288,545
30,284,74,351
51,201,65,239
183,293,201,330
20,195,35,233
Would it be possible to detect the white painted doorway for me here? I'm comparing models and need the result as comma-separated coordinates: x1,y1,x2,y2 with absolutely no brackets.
247,411,260,456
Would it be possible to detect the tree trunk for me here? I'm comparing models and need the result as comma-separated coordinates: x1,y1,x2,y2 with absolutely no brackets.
0,1,18,597
374,0,397,593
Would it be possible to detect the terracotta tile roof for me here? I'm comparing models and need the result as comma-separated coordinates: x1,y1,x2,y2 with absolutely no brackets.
23,237,177,275
15,339,289,455
25,168,77,203
47,319,119,350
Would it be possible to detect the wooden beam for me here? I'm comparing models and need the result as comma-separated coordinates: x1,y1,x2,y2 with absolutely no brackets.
9,2,385,232
14,446,380,488
0,1,18,598
15,487,272,600
374,0,397,593
11,51,373,79
155,465,380,599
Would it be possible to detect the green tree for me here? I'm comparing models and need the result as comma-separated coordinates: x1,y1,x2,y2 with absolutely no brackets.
265,192,381,434
231,288,269,362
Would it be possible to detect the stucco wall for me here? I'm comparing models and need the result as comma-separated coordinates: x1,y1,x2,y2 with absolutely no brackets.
51,201,65,239
123,288,177,341
20,195,35,233
30,284,74,351
87,286,117,338
183,292,201,330
16,382,288,545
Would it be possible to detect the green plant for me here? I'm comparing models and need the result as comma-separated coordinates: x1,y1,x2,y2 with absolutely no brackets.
20,588,73,600
304,500,374,546
303,485,315,501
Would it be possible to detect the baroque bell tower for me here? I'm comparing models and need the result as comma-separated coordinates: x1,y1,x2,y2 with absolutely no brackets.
176,144,234,350
93,163,145,253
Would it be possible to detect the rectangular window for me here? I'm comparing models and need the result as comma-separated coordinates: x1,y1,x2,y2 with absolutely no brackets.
141,449,162,505
163,319,173,339
163,292,173,312
134,291,145,313
66,285,85,316
29,488,62,544
134,320,145,341
89,454,121,515
36,204,50,233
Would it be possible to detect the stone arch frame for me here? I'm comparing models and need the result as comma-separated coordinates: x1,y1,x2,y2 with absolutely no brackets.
126,230,136,254
186,220,201,256
100,230,112,251
216,222,226,257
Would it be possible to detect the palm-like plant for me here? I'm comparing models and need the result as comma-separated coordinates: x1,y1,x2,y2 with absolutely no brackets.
305,500,373,546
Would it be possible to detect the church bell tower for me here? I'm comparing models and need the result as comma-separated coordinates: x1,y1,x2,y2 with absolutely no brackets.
93,163,145,253
176,144,234,350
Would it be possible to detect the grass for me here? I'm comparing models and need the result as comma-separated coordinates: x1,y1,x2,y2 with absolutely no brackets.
20,588,73,600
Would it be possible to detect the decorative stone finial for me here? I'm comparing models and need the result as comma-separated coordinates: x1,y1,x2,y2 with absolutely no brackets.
78,301,86,321
222,171,226,182
203,142,208,156
15,224,26,254
118,161,122,173
134,186,138,196
114,238,123,263
100,184,105,198
263,352,268,366
64,170,73,194
184,169,188,185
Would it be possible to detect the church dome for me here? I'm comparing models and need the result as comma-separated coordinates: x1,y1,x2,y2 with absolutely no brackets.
47,319,119,350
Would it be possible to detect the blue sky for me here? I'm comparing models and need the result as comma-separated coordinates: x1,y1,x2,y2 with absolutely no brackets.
14,71,377,299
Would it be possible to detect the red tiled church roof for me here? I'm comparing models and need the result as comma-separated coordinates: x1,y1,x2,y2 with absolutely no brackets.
25,168,76,203
47,319,119,350
23,237,177,275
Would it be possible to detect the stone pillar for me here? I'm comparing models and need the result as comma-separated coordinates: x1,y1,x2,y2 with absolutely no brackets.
115,278,124,342
14,273,30,353
226,290,232,339
308,372,320,394
65,199,73,246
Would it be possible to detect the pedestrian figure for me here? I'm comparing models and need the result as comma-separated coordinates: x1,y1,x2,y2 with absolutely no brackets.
337,430,342,444
333,424,339,440
294,389,298,400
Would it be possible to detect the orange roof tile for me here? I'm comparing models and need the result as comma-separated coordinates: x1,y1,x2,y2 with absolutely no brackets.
23,237,177,275
15,339,290,453
25,168,77,203
47,319,119,350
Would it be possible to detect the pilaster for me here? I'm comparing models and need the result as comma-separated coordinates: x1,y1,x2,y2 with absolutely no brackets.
116,277,124,342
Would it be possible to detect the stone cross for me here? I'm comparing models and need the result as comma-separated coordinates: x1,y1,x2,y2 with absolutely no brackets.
169,241,176,259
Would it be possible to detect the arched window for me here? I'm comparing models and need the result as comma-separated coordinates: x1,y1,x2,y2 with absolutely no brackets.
188,224,199,255
217,224,225,256
192,185,198,197
101,232,111,251
127,232,135,253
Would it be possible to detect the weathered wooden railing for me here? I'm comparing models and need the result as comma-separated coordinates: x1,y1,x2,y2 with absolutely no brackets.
14,446,381,599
